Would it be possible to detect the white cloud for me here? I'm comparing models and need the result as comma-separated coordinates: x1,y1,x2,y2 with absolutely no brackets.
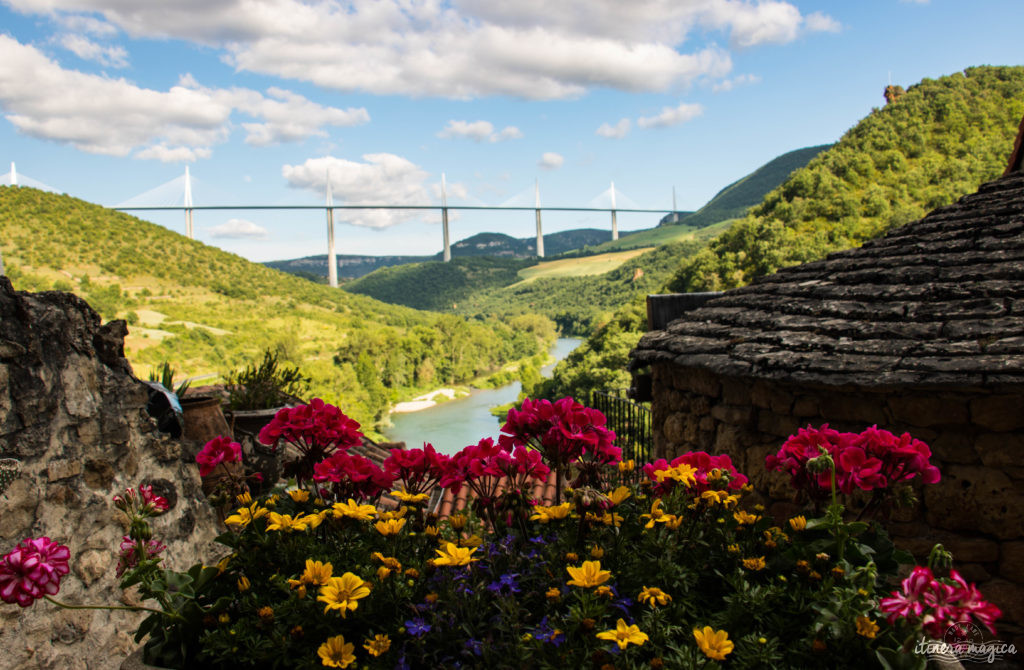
805,11,841,33
637,102,703,129
596,118,631,139
2,0,835,99
437,119,522,142
135,144,211,162
282,154,440,228
55,13,118,37
0,35,369,159
538,152,564,170
712,72,761,92
210,218,268,238
57,33,129,67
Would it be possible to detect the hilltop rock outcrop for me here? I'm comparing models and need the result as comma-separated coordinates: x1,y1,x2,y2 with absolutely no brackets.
0,277,219,670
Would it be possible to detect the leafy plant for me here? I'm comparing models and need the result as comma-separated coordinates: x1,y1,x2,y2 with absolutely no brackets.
225,349,309,411
148,361,191,398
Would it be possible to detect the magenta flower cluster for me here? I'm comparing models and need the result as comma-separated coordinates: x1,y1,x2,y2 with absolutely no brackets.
879,565,1002,638
0,537,71,607
643,451,748,497
766,424,941,496
258,398,364,484
194,436,243,478
499,397,620,466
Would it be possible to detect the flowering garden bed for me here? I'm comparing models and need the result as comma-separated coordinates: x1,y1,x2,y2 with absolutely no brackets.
1,398,1002,669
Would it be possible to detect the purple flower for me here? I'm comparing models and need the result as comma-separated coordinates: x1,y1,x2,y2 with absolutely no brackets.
534,616,565,647
464,639,483,657
405,618,431,637
487,573,520,596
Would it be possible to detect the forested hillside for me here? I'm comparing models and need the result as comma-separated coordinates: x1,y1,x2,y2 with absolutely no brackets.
542,66,1024,404
0,186,554,429
673,144,831,229
670,66,1024,292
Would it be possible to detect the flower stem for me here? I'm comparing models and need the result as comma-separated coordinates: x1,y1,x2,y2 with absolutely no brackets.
43,595,166,616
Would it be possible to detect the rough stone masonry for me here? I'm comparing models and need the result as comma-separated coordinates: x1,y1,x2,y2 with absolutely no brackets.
0,277,219,670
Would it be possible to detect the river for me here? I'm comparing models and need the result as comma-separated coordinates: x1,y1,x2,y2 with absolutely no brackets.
383,337,582,455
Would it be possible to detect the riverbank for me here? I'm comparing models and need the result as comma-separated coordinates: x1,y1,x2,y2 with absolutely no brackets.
383,337,582,454
391,388,465,414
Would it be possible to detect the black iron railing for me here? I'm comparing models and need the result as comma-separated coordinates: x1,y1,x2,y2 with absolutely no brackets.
591,390,652,464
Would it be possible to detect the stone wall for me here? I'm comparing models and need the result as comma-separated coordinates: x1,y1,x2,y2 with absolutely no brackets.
650,360,1024,650
0,278,219,670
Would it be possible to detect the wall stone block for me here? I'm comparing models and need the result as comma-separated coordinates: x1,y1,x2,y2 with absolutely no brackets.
970,395,1024,432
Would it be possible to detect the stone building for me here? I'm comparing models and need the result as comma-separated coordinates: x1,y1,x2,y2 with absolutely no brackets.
630,120,1024,640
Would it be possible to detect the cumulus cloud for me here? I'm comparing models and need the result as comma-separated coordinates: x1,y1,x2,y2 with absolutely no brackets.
712,72,761,92
282,154,445,228
805,11,841,33
596,118,631,139
210,218,268,238
637,102,703,129
3,0,835,99
135,144,211,163
538,152,564,170
0,35,369,159
437,120,523,142
55,13,118,37
57,33,128,67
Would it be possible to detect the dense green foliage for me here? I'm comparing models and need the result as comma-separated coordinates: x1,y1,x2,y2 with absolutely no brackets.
345,257,529,311
671,66,1024,292
527,301,647,402
673,144,831,229
0,186,554,430
458,240,707,335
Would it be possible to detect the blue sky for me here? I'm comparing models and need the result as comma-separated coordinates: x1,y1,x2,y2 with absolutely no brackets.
1,0,1021,261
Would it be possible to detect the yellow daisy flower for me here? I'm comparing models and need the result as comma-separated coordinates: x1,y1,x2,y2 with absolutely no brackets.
331,499,378,521
733,510,760,525
266,512,309,532
529,503,572,523
693,626,734,661
566,560,612,588
288,559,333,590
318,573,371,618
287,489,310,503
433,542,479,567
363,633,391,657
317,635,356,668
789,515,807,531
390,488,430,504
374,518,407,536
638,586,672,607
224,502,268,529
855,616,879,639
596,618,649,650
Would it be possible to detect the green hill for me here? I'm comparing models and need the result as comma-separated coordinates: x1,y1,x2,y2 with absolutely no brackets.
670,65,1024,292
0,186,554,430
345,256,529,311
542,65,1024,406
670,144,832,229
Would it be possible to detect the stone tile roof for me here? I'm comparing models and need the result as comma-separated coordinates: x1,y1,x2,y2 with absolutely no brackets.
630,170,1024,388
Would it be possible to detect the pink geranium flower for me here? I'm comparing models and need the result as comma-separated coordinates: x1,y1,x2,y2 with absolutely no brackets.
0,537,71,607
258,399,363,485
195,436,243,477
116,536,167,577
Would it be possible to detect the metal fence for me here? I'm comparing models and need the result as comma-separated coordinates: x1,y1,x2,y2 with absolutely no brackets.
591,390,652,464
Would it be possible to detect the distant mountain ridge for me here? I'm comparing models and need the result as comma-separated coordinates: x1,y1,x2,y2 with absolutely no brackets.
265,228,614,280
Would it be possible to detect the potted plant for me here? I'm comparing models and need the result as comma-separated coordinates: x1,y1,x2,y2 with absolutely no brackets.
147,362,231,444
223,349,309,488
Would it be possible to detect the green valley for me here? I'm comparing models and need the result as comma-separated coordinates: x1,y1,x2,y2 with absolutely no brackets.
0,186,555,433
